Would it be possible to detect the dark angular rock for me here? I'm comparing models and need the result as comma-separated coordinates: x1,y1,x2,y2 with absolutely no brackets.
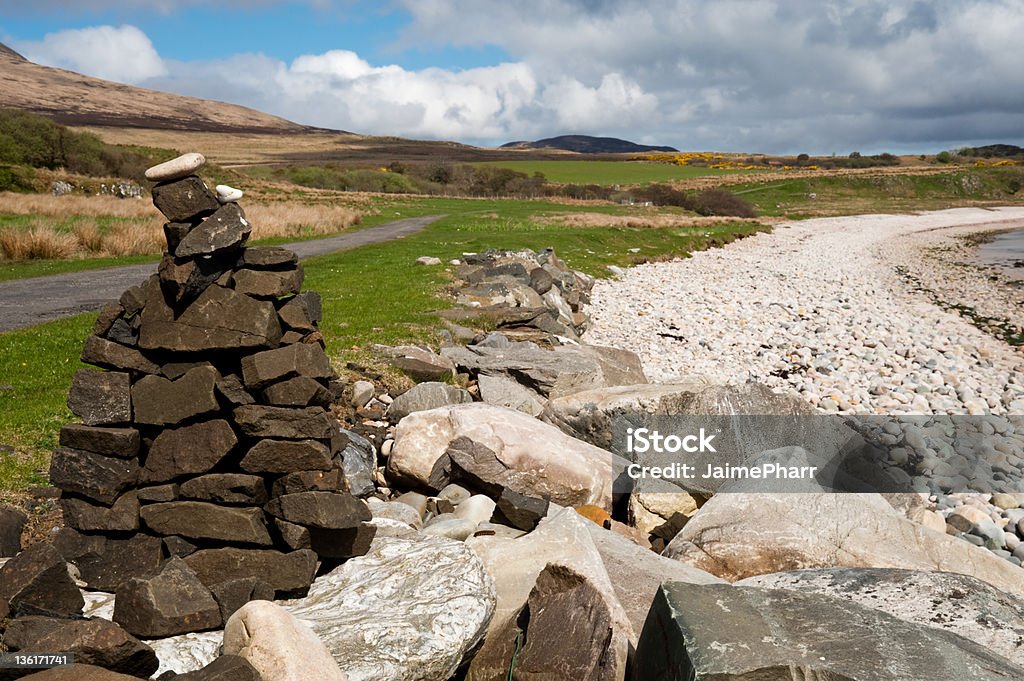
264,491,370,530
633,582,1024,681
495,488,549,532
273,518,310,550
216,374,255,406
184,547,317,597
470,563,626,681
11,663,144,680
119,278,153,317
58,424,140,458
0,505,28,557
307,523,376,560
158,252,237,305
377,345,456,382
49,448,138,505
240,439,332,474
277,291,322,331
0,542,84,618
151,175,220,223
137,484,178,503
114,557,222,638
175,655,262,681
139,284,282,352
176,203,251,257
179,474,268,506
80,335,160,375
160,361,211,380
240,247,298,269
232,267,304,299
60,492,140,532
67,370,132,426
94,302,124,337
163,221,194,254
529,267,554,294
209,577,274,623
240,343,332,390
131,366,220,426
271,469,347,497
262,376,332,407
163,535,199,558
105,318,137,347
52,529,163,592
337,429,376,498
141,419,237,483
233,405,337,440
140,502,272,545
3,616,159,678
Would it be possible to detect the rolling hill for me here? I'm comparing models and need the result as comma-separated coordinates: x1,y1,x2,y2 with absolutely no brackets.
0,41,308,134
502,135,678,154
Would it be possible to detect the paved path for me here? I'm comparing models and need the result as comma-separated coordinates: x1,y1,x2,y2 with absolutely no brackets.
0,215,442,333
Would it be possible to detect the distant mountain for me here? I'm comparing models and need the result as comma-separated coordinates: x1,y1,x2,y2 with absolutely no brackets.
0,41,308,134
501,135,678,154
963,144,1024,158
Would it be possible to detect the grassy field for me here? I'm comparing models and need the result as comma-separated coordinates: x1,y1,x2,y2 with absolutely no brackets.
472,160,744,185
0,194,765,499
733,167,1024,218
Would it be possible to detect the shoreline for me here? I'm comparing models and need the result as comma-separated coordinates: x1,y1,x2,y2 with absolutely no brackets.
585,207,1024,416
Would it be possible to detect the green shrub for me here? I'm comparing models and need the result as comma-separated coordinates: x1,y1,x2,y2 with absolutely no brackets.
0,109,152,181
936,151,953,164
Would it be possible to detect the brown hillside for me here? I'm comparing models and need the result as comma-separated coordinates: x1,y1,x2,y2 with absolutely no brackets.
0,42,309,134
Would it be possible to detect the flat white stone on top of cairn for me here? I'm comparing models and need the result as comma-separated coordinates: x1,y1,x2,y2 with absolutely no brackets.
216,185,244,204
145,152,206,182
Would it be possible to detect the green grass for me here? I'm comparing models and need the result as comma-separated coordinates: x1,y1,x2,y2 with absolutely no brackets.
0,195,764,496
472,160,744,185
733,167,1024,218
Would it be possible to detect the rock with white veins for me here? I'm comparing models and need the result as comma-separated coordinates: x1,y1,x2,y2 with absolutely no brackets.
282,535,494,681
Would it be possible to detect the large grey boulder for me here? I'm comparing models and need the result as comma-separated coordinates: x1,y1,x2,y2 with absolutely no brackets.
465,508,632,680
633,581,1024,680
476,373,545,416
386,382,473,421
388,403,613,508
540,380,708,449
224,601,347,681
583,520,725,640
283,535,494,681
441,343,647,400
738,567,1024,667
663,491,1024,598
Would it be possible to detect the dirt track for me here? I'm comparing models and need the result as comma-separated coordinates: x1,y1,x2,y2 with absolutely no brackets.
0,215,441,333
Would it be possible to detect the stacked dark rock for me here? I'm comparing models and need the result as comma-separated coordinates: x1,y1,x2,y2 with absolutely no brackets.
47,152,373,638
444,248,595,344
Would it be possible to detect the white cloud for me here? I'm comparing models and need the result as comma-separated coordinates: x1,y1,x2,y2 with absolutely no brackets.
7,1,1024,152
13,25,166,84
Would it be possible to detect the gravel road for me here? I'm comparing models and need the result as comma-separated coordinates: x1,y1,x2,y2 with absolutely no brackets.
0,215,441,333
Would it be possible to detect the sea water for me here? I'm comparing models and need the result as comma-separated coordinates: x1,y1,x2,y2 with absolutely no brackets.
977,228,1024,280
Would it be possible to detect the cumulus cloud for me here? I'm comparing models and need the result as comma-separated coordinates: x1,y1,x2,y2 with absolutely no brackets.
8,1,1024,151
13,25,166,84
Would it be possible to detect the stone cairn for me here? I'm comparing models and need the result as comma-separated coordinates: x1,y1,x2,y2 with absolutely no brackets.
47,152,373,639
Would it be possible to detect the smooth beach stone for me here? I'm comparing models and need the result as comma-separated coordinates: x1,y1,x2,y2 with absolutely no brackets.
146,152,206,182
216,184,244,203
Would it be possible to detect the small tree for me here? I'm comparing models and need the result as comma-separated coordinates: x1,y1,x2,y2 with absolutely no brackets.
936,151,952,164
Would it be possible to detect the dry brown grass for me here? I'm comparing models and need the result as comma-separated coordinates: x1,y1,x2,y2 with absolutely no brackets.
0,192,362,261
541,212,766,229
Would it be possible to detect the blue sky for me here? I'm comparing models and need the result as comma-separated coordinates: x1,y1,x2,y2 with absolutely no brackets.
2,1,1023,154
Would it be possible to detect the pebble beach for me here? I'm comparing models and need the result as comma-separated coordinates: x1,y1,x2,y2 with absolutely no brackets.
587,207,1024,416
